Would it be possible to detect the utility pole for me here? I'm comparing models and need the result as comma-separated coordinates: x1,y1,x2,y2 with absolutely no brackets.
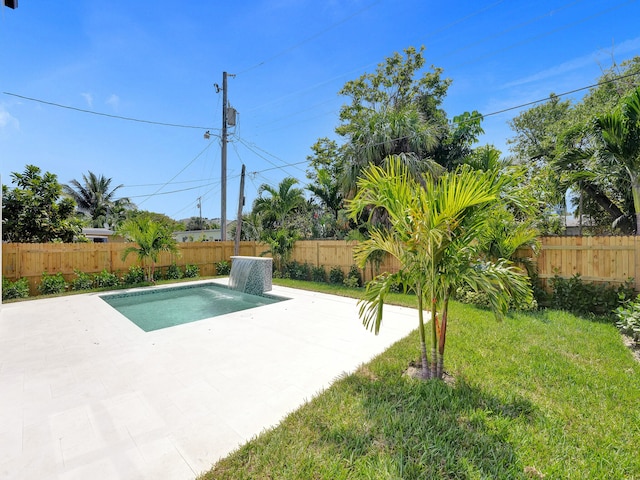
221,71,228,241
234,164,246,256
197,196,202,231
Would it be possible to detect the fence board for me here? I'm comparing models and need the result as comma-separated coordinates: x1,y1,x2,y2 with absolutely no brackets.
3,236,640,296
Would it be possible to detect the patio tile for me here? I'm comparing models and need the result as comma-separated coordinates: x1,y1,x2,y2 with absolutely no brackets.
0,281,417,479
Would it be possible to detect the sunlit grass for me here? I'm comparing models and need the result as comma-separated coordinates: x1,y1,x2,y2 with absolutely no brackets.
199,280,640,479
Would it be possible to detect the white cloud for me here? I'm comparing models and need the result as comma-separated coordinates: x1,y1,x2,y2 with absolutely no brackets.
81,93,94,107
0,106,19,131
503,36,640,89
105,94,120,110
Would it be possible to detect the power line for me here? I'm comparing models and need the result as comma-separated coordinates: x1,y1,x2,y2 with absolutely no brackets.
483,69,640,119
448,0,635,71
235,1,383,75
137,140,217,206
2,92,220,132
126,180,219,199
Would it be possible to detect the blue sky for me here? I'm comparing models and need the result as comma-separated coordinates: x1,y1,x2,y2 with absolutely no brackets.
2,0,640,223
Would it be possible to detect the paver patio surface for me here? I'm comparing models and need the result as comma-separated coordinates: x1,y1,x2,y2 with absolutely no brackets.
0,280,417,480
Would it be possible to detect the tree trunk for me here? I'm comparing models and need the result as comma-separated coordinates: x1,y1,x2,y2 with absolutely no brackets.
430,298,437,379
437,294,449,379
580,182,634,233
631,174,640,236
417,283,430,379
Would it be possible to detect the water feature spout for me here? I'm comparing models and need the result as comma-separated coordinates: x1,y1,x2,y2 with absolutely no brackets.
229,256,273,295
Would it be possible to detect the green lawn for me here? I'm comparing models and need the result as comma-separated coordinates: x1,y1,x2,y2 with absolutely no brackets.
199,280,640,479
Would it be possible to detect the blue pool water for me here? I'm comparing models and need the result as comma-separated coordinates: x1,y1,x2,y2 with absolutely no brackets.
100,283,288,332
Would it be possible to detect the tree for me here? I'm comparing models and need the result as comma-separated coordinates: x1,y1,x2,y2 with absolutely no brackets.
336,47,448,199
184,216,210,231
593,86,640,234
252,177,307,271
507,57,640,234
306,139,344,220
253,177,307,229
2,165,83,243
63,171,132,228
117,215,179,282
347,157,532,379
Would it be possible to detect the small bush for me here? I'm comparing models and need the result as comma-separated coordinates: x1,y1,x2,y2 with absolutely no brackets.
549,273,634,319
165,263,184,280
2,277,30,300
615,294,640,344
184,264,200,278
216,260,231,276
123,265,145,285
283,261,311,281
311,265,326,283
343,276,360,288
455,285,538,311
329,266,345,285
38,272,67,295
344,265,362,288
71,269,94,291
93,269,120,288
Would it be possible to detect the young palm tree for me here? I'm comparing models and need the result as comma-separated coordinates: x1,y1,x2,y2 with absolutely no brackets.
348,156,532,379
594,86,640,234
63,171,131,227
253,177,306,229
117,215,179,282
252,177,307,271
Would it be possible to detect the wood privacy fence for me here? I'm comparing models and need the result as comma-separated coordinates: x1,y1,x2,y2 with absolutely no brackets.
2,236,640,295
525,236,639,291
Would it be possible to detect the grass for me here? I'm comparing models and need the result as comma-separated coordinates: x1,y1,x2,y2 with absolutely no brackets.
198,279,640,480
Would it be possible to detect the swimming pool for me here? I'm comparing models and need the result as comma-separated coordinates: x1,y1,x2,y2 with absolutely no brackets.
100,283,288,332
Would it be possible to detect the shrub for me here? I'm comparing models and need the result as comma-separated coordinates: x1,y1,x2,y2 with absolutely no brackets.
311,265,326,283
344,265,362,288
123,265,145,285
38,272,67,295
71,269,94,291
455,285,538,311
615,294,640,345
165,263,184,280
2,277,30,300
283,261,311,281
548,273,634,319
329,266,345,284
93,269,120,288
184,264,200,278
216,260,231,276
343,276,360,288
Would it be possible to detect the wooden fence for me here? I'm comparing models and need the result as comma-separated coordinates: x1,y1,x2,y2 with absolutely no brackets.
2,236,640,295
526,236,639,291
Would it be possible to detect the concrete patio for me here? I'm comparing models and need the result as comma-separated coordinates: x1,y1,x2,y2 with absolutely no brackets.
0,280,418,480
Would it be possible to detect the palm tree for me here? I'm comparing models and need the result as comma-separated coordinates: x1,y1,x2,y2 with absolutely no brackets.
252,177,307,271
593,86,640,234
253,177,306,229
347,156,532,379
63,172,132,227
341,105,443,199
117,215,179,282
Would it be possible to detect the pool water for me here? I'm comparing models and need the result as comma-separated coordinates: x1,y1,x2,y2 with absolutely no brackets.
100,283,288,332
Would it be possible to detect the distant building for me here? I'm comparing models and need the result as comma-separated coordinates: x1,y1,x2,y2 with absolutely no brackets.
82,228,124,243
172,229,222,243
564,216,595,236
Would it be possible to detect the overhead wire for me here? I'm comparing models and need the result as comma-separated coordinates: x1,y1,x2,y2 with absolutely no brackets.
136,140,217,206
2,92,220,132
447,0,636,71
234,0,383,76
